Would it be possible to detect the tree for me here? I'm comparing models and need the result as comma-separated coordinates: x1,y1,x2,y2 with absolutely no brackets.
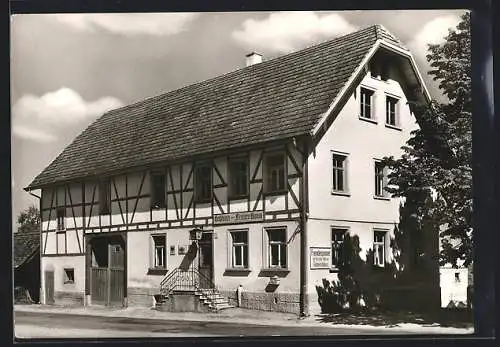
16,205,40,234
383,13,472,267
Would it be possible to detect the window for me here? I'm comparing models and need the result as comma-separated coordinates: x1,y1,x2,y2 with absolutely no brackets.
228,158,249,198
99,180,111,215
332,153,348,192
151,172,166,209
56,208,65,231
231,230,248,268
374,161,388,197
63,268,74,284
386,96,399,126
360,88,374,119
268,228,287,268
373,230,386,267
331,228,347,268
264,153,286,193
455,272,461,283
152,235,167,269
194,164,212,202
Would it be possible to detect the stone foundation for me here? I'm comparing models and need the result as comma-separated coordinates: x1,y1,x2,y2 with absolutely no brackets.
127,287,155,307
54,291,85,306
219,290,300,314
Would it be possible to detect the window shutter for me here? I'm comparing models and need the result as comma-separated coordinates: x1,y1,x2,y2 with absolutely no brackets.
226,230,231,269
149,234,153,268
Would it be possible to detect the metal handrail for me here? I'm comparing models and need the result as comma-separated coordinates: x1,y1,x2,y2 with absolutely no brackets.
159,266,217,296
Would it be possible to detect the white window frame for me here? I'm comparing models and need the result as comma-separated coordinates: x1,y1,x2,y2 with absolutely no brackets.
385,95,400,127
263,152,286,194
374,160,389,198
267,227,288,269
230,230,249,268
152,234,167,269
360,87,375,120
331,227,348,268
373,229,387,267
331,151,349,194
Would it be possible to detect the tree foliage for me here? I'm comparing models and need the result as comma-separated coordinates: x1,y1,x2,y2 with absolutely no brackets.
16,205,40,234
383,13,472,267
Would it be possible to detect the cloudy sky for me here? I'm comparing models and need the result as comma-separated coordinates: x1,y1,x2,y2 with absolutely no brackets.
11,10,466,230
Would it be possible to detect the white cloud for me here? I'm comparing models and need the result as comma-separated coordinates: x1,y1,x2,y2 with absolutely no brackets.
12,88,123,142
49,13,199,36
232,11,356,54
408,15,461,59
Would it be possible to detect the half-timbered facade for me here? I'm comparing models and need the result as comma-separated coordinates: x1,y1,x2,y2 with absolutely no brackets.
25,25,431,315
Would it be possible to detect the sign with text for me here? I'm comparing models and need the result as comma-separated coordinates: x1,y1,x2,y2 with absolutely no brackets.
310,247,331,269
213,211,264,225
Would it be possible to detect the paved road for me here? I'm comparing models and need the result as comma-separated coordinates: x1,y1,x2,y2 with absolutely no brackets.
14,311,397,338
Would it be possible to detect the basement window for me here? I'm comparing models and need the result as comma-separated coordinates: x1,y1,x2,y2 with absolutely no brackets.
63,268,75,284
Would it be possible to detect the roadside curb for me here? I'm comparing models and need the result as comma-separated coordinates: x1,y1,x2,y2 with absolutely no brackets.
14,305,474,334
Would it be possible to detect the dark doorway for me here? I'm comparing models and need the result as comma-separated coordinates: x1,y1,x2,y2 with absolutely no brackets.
44,271,54,304
88,235,125,307
198,233,213,284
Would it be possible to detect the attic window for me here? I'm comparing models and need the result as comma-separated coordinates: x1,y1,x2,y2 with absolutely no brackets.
370,60,389,81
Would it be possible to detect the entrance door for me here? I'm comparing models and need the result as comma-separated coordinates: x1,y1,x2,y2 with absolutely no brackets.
44,271,54,304
198,233,213,287
90,235,125,306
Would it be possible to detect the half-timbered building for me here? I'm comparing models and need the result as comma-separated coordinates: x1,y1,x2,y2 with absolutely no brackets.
25,25,431,315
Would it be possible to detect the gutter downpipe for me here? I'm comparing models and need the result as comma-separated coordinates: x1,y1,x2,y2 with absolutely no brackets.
296,138,310,317
25,188,42,304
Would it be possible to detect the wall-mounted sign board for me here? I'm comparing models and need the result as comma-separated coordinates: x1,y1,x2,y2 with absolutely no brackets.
213,211,264,225
310,247,331,269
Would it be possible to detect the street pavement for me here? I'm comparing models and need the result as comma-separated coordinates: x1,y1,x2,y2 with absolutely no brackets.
13,305,474,339
15,310,396,338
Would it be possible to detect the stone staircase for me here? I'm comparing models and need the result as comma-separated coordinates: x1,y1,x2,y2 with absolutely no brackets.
196,288,233,312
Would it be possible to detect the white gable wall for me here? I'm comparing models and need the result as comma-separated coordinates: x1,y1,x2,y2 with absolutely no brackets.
306,66,420,314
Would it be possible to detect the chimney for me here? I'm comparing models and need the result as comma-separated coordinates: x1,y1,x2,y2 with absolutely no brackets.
245,52,262,67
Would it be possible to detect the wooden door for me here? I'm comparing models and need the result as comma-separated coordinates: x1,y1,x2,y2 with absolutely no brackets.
198,233,213,287
90,236,125,306
44,271,54,304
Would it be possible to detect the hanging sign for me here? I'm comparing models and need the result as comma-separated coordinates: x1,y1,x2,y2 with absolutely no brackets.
310,247,331,269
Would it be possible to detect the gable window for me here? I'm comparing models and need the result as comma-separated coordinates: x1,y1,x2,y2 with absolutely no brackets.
151,172,166,209
268,228,287,268
231,230,248,268
152,235,167,269
373,230,386,267
228,157,249,198
194,164,212,202
374,161,388,198
63,268,75,284
264,153,286,194
332,153,348,193
56,208,65,231
99,180,111,215
360,88,374,119
331,228,347,268
386,96,399,126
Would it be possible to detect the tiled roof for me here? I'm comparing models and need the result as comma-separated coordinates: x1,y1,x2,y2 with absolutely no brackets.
13,228,40,268
27,25,406,189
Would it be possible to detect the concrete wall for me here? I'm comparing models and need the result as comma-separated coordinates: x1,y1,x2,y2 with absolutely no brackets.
41,255,85,305
306,68,418,314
